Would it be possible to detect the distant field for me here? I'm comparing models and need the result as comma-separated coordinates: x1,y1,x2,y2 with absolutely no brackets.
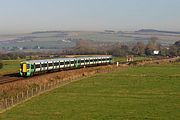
1,63,179,120
0,60,21,75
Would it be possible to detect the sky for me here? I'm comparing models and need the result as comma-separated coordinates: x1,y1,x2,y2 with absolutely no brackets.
0,0,180,34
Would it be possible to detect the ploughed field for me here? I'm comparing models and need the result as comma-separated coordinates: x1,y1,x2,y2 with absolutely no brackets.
0,63,180,120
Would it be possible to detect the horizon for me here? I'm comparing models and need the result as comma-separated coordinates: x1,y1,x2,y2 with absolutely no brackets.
0,0,180,34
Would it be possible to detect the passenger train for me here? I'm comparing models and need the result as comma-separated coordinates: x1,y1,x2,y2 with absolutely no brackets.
19,56,112,77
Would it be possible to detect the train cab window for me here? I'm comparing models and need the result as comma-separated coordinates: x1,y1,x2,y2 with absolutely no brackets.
20,64,23,69
27,64,30,69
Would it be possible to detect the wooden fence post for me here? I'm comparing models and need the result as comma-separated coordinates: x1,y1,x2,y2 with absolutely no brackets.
16,93,19,103
11,97,14,106
31,88,33,97
40,85,42,92
27,90,29,98
5,98,8,108
36,87,38,94
44,84,46,91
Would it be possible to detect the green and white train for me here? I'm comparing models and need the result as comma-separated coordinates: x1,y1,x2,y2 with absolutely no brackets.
19,56,112,77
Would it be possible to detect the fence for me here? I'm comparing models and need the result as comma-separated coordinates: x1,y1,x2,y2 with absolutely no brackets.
0,66,116,113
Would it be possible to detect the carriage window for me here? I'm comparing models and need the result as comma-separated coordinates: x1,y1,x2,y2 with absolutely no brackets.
65,61,69,64
71,61,74,64
42,63,47,67
48,63,53,66
54,62,59,66
35,64,40,68
60,62,64,65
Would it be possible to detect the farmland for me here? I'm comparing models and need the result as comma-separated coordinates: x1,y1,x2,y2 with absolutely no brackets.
0,62,179,120
1,30,180,52
0,60,21,75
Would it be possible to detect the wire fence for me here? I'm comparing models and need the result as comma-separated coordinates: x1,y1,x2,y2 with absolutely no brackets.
0,66,116,113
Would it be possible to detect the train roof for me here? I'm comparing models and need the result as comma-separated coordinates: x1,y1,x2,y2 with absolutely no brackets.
21,56,112,64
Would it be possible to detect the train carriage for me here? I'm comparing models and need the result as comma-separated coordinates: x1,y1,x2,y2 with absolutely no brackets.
19,56,112,77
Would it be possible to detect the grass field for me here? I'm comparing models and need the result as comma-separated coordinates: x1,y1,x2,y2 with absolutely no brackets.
0,60,22,75
0,63,180,120
113,56,147,62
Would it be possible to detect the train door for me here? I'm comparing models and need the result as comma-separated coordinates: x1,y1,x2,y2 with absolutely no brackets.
75,59,80,68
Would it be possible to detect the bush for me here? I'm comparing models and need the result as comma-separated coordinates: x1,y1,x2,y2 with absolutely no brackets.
0,62,3,69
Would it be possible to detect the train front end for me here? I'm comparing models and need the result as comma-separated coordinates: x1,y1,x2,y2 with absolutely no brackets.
19,62,32,77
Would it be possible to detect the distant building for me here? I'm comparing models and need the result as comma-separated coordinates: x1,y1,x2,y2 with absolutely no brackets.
127,55,134,62
153,50,160,55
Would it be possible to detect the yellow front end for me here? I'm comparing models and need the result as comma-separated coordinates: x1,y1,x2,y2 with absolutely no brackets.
22,64,27,72
20,63,30,77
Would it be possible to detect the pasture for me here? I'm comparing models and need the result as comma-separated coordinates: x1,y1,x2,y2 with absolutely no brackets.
0,60,21,75
0,63,180,120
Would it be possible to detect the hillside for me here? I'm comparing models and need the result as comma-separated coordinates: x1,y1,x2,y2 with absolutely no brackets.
0,30,180,52
136,29,180,34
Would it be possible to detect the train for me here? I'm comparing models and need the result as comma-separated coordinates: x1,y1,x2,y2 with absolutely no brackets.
19,56,113,77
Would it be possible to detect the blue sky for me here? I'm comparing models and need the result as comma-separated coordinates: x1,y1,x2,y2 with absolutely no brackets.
0,0,180,33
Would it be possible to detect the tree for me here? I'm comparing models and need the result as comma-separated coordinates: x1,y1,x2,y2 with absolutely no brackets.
145,37,160,55
168,40,180,56
174,41,180,47
0,61,3,69
132,42,145,55
109,44,130,57
169,46,178,56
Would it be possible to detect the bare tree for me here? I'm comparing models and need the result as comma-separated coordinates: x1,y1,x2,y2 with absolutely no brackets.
132,42,145,55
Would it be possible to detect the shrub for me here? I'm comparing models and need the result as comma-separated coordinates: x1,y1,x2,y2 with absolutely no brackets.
0,61,3,69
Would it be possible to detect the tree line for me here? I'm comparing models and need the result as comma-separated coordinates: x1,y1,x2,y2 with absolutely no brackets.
64,38,180,57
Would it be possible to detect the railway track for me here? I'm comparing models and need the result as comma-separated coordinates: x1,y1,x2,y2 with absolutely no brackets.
0,73,23,84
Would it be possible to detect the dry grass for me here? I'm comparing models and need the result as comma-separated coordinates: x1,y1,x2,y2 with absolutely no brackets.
0,65,122,98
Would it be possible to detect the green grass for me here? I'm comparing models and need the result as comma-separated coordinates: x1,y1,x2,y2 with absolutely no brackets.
0,60,22,75
113,56,147,62
0,63,180,120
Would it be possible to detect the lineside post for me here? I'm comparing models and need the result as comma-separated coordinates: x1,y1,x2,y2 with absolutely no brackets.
117,62,119,67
